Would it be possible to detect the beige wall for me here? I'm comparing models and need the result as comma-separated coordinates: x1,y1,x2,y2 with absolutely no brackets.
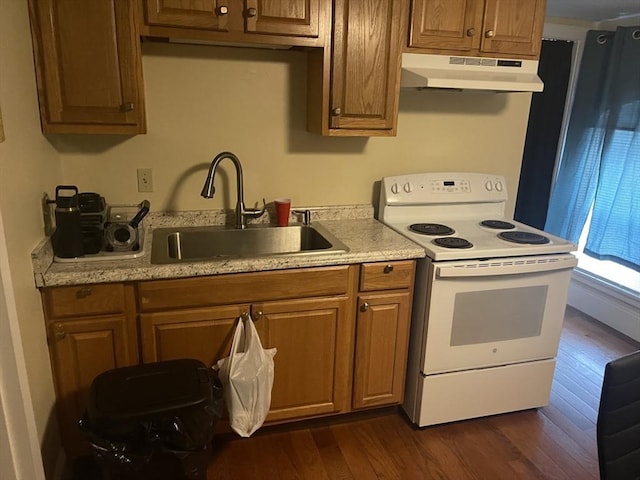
0,0,62,474
60,42,532,217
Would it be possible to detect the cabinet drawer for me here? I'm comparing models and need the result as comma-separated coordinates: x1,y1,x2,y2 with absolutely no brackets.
359,261,415,291
43,284,126,319
139,265,354,312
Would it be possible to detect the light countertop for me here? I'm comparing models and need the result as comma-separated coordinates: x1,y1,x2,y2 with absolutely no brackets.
32,205,425,288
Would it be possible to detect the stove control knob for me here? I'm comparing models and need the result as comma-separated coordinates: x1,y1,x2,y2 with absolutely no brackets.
391,183,400,194
485,180,493,191
403,182,413,193
495,181,503,192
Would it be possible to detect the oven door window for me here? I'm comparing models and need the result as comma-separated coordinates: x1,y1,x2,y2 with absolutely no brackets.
450,285,547,346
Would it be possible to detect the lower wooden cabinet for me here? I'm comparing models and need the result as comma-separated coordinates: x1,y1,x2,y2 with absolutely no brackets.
353,291,411,409
42,261,415,458
140,304,248,365
353,261,415,409
256,296,351,421
42,284,138,458
138,266,356,425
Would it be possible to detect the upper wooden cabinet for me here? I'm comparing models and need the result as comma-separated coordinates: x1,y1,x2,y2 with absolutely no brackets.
307,0,406,136
28,0,146,134
140,0,326,47
408,0,546,59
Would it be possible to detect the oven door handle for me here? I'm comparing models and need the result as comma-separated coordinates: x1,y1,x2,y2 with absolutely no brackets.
436,256,578,278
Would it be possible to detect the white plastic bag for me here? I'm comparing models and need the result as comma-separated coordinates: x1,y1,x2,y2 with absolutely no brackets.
215,314,277,437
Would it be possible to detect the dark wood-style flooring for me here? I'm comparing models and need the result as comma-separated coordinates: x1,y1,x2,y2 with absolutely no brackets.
206,307,640,480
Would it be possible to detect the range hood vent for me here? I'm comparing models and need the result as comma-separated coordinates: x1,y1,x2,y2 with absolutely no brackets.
401,53,544,92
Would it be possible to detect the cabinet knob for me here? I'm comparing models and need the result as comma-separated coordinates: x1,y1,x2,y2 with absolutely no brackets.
120,103,134,112
246,7,257,17
54,324,66,341
76,286,92,299
485,30,495,38
253,311,263,320
383,264,394,274
331,107,342,116
466,28,475,37
360,302,369,312
216,5,228,15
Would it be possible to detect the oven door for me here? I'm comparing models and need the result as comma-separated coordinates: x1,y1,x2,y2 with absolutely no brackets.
420,254,578,375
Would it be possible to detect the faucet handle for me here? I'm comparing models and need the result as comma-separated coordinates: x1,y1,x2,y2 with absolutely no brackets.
292,209,311,225
244,198,267,219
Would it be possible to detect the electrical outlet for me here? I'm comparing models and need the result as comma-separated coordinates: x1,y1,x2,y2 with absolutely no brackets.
137,168,153,192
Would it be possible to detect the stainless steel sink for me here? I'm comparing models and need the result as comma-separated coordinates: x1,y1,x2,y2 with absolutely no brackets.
151,224,349,264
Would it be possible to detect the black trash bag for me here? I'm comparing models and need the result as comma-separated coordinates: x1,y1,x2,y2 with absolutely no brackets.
150,375,223,451
79,359,223,478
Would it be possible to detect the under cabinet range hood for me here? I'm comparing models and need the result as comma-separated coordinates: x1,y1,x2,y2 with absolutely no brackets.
401,53,544,92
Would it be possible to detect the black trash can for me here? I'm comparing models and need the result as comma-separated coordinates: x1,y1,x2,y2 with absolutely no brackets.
79,359,223,480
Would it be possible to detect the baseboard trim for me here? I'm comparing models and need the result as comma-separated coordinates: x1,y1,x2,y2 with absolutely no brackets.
568,269,640,342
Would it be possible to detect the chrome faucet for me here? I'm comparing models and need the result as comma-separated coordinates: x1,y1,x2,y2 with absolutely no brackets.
201,151,265,229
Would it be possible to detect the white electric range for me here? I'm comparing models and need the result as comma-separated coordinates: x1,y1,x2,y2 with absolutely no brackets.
378,172,577,427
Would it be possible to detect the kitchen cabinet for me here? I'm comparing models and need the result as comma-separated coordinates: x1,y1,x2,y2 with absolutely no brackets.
408,0,546,59
140,0,327,48
353,261,414,409
307,0,406,136
41,284,139,457
138,265,356,422
28,0,146,134
43,260,415,458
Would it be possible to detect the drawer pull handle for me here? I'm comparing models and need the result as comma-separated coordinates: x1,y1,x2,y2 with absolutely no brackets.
361,302,369,312
246,7,257,17
76,287,92,299
120,102,134,112
466,28,475,37
332,107,342,116
253,311,264,320
383,264,394,274
485,30,495,38
216,5,228,15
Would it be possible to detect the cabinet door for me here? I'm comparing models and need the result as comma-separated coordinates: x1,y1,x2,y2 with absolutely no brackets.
144,0,229,31
48,316,136,457
254,296,352,421
481,0,545,57
140,304,250,365
29,0,145,134
329,0,404,134
408,0,483,51
244,0,319,37
353,292,411,409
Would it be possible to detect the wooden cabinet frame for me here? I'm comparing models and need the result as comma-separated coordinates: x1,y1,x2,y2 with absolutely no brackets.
407,0,546,59
140,0,327,48
28,0,146,134
42,261,416,458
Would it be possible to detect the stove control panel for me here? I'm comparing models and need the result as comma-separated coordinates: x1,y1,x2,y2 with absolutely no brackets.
431,179,471,193
379,172,508,208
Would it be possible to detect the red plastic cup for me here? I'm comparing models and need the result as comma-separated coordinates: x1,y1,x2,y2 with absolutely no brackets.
274,198,291,227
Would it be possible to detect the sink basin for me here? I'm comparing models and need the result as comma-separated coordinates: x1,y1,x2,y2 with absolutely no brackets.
151,224,349,264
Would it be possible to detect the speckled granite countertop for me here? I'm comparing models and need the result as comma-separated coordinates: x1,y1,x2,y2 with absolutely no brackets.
31,205,425,288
